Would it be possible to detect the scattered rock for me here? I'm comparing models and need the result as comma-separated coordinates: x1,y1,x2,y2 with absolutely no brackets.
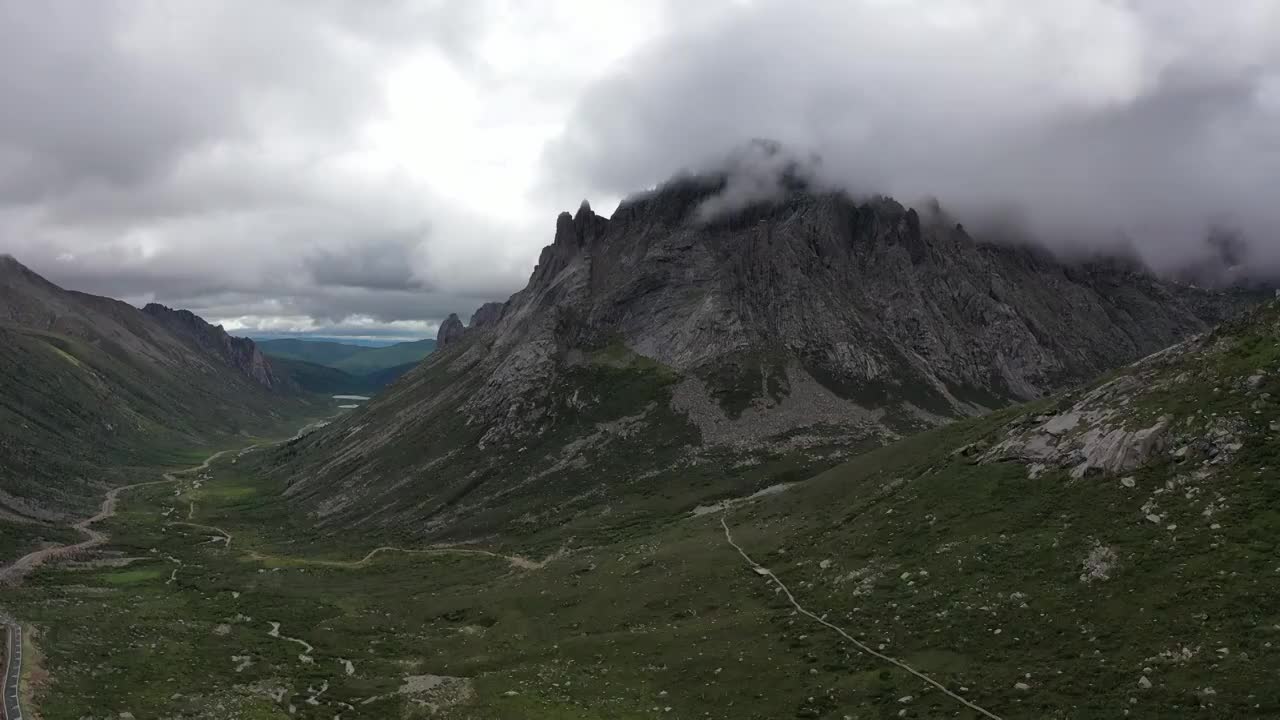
1080,542,1118,583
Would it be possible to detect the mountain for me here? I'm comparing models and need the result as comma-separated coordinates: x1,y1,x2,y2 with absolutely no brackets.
255,338,369,367
141,303,287,390
330,338,436,374
255,297,1279,717
258,337,436,376
266,356,420,395
0,255,313,534
264,178,1259,543
264,357,373,395
7,268,1277,719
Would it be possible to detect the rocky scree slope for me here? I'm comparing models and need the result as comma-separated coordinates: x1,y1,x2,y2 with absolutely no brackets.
0,255,308,532
267,178,1255,542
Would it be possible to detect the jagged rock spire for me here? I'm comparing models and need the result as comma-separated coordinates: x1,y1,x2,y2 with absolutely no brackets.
437,313,467,348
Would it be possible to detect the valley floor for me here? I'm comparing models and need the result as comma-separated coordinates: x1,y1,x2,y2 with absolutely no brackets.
3,401,1278,719
8,305,1280,718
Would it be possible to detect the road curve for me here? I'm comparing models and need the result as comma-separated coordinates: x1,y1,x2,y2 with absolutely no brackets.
0,448,240,586
2,623,23,720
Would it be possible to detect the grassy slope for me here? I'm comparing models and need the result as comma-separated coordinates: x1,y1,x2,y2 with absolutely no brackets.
0,322,321,563
272,340,862,545
330,339,436,374
267,357,421,395
8,303,1280,718
266,357,376,395
361,360,420,387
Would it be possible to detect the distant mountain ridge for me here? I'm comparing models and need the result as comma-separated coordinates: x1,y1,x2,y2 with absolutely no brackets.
257,337,434,372
265,179,1261,542
257,337,435,393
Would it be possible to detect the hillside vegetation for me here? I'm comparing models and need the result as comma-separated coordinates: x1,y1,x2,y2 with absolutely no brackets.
258,338,434,394
8,302,1279,719
0,256,318,562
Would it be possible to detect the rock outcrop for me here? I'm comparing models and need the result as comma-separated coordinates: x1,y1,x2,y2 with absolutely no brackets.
142,304,285,391
468,302,505,330
436,313,467,349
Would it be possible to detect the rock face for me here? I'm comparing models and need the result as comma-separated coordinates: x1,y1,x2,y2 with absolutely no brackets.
468,302,505,329
443,178,1252,442
142,304,285,390
436,313,467,349
268,177,1260,538
973,303,1274,483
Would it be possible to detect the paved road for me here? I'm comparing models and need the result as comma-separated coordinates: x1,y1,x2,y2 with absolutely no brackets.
2,623,23,720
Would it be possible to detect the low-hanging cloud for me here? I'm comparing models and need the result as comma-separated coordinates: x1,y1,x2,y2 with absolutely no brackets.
690,140,823,224
544,0,1280,278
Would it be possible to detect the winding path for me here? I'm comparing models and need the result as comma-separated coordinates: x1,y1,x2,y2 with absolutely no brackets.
0,448,238,586
267,622,315,664
719,514,1005,720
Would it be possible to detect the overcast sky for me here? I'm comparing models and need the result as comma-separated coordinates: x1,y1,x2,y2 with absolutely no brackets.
1,1,1277,339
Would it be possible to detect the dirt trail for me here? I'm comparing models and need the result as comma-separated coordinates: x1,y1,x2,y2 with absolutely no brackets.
267,622,315,664
248,544,564,571
0,448,239,586
719,514,1005,720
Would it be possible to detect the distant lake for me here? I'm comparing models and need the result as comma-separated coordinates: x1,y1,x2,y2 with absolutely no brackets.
332,395,371,401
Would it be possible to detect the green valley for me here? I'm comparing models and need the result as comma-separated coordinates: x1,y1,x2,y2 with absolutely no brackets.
257,338,435,394
5,9,1276,720
6,301,1279,718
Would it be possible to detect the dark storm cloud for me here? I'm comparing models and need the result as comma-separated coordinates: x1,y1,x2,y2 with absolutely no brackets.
4,0,1277,341
544,0,1280,277
0,0,512,337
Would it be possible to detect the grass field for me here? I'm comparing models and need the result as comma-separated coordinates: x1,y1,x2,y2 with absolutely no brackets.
7,395,1280,718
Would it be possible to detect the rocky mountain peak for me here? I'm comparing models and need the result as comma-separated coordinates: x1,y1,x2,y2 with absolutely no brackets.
273,176,1262,540
436,312,467,348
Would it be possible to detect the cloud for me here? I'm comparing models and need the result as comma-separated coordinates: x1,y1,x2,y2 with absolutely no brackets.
0,0,543,337
544,0,1280,276
2,0,1276,341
